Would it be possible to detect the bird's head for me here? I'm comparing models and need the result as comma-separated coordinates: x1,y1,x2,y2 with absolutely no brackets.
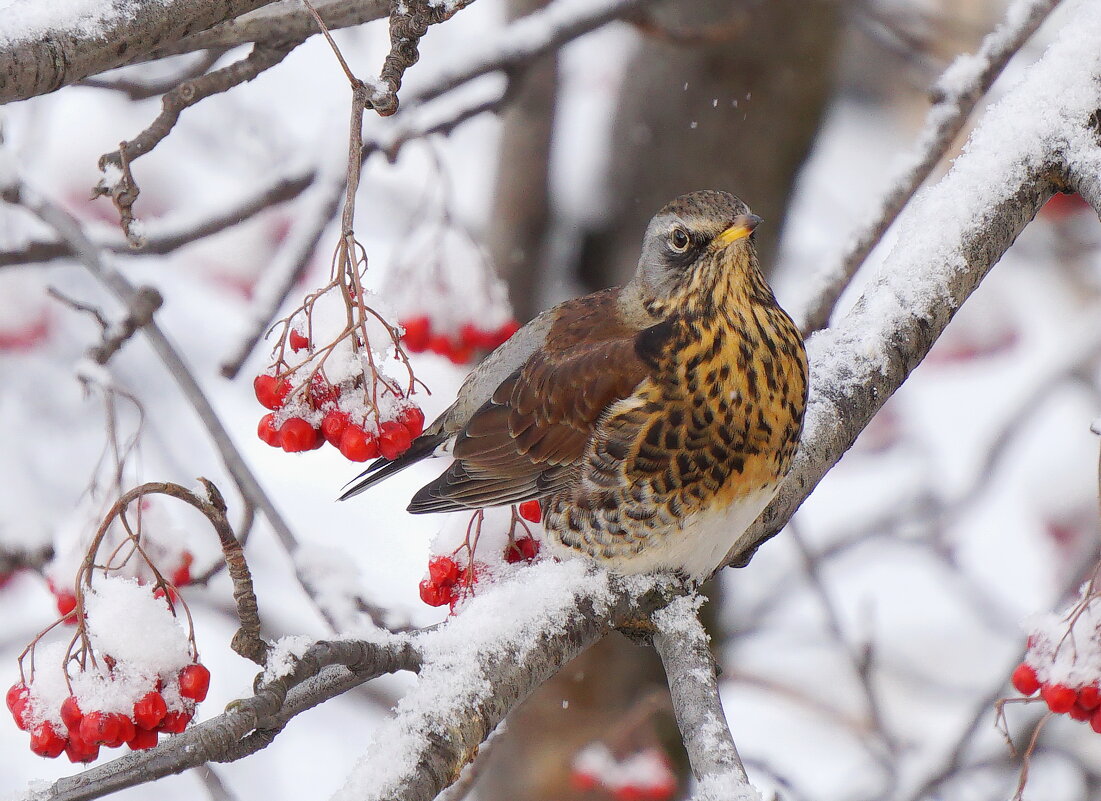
629,190,764,317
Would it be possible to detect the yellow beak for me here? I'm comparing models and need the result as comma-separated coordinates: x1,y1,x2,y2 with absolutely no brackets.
714,214,762,248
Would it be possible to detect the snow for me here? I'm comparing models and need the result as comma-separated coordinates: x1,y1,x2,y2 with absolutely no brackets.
691,773,762,801
332,560,614,800
261,635,314,684
0,0,165,46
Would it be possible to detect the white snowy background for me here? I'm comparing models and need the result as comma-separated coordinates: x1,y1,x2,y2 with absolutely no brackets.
1,0,1100,799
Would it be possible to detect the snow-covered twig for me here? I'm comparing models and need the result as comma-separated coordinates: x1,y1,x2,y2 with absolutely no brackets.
723,0,1101,572
652,596,752,793
0,0,279,104
40,637,422,801
796,0,1061,335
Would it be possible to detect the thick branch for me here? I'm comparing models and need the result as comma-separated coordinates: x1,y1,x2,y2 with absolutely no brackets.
653,597,751,792
721,0,1101,571
0,0,280,105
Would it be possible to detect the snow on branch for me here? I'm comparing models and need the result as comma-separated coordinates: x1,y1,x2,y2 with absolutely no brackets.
721,0,1101,572
797,0,1061,335
653,597,756,800
0,0,279,105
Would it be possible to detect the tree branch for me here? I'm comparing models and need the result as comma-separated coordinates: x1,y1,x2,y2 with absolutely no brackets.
0,0,280,105
796,0,1061,335
721,0,1101,571
652,596,752,794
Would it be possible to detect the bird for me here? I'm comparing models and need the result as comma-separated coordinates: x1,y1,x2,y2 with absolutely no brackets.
341,190,808,580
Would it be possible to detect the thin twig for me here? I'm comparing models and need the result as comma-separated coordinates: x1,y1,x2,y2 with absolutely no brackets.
796,0,1061,334
79,50,228,99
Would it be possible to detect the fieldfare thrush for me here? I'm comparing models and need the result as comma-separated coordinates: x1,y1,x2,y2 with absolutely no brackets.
341,190,808,579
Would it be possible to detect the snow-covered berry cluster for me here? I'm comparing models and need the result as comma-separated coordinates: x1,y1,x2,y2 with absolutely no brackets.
570,744,677,801
253,281,424,462
7,576,207,762
399,315,519,365
419,502,544,612
1011,589,1101,731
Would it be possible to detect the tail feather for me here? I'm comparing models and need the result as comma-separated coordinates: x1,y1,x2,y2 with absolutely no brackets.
338,434,444,501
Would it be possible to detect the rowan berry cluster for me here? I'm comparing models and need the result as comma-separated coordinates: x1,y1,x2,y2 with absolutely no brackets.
570,744,677,801
253,276,425,463
7,662,209,761
419,502,544,612
1011,590,1101,731
399,315,519,365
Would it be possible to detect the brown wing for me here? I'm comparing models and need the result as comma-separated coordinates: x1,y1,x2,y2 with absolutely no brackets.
408,289,650,513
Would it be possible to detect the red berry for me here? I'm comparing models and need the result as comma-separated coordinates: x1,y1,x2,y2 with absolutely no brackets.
133,692,167,730
1092,707,1101,734
339,425,380,462
127,726,159,750
400,406,425,439
29,723,67,758
378,421,412,459
428,557,460,586
570,771,599,792
60,696,83,731
1011,663,1040,696
459,323,481,349
427,334,452,356
103,713,134,748
1080,684,1101,710
288,330,309,352
401,316,432,353
157,709,192,734
279,418,319,452
447,343,473,365
322,410,350,446
308,374,339,408
257,413,282,447
418,579,452,607
505,536,541,564
1042,683,1077,714
253,375,291,410
179,664,211,702
1070,703,1093,721
79,712,117,746
56,591,78,621
65,730,99,763
7,683,29,730
518,500,542,524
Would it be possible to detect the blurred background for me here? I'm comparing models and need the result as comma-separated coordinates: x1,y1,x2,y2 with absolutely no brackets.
1,0,1100,799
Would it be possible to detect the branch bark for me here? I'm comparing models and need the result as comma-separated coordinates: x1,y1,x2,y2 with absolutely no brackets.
653,597,750,791
0,0,280,105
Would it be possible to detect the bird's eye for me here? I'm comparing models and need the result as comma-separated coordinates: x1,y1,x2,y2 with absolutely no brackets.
669,227,690,252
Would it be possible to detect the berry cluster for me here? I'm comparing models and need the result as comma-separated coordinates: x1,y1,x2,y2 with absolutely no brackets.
253,312,426,463
7,663,209,762
419,502,544,611
399,316,519,365
570,744,677,801
255,367,425,462
1011,662,1101,730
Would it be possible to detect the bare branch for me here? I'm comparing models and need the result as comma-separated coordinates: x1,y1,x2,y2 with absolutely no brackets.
47,284,164,366
78,50,228,100
0,0,280,105
95,43,296,244
796,0,1061,335
652,596,751,792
